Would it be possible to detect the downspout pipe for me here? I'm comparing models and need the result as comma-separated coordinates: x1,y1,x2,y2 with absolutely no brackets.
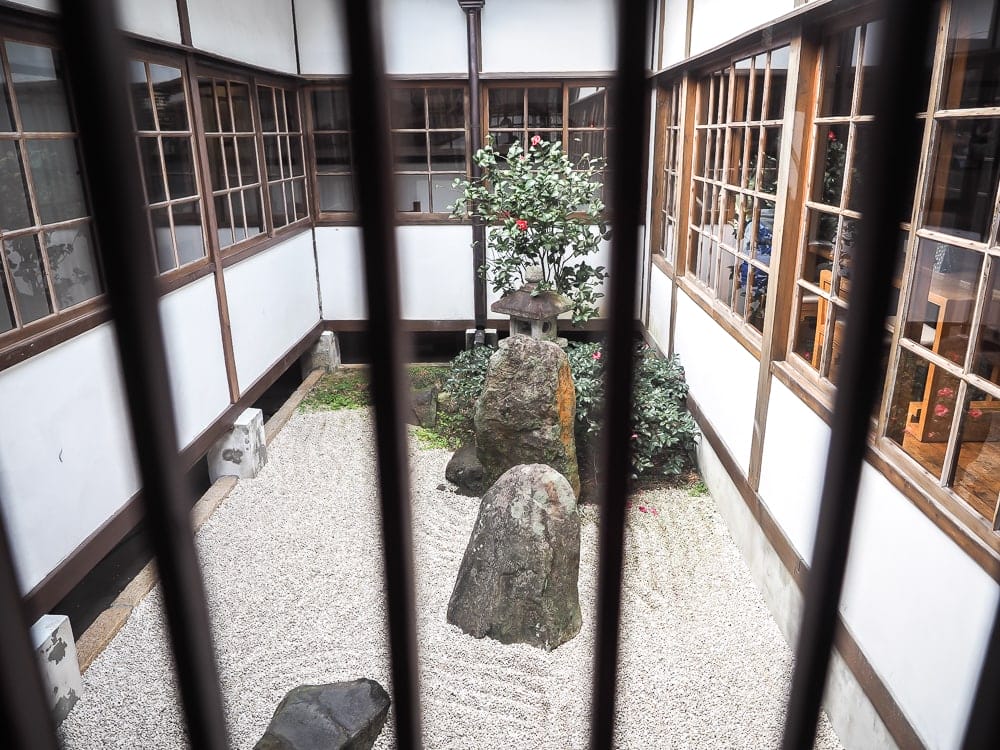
459,0,487,342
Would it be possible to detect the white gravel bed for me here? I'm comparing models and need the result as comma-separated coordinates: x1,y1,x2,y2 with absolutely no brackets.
60,408,842,749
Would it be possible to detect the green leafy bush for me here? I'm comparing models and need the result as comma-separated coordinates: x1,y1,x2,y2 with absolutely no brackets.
440,340,698,479
450,136,609,324
437,344,497,444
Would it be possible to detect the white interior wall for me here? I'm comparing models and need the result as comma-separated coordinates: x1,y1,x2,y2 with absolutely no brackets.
397,226,475,320
224,231,321,392
294,0,350,76
6,0,182,42
481,0,616,73
315,226,366,320
0,325,140,593
159,275,231,449
647,265,672,352
688,0,795,56
187,0,298,73
381,0,468,75
661,0,689,67
672,290,758,470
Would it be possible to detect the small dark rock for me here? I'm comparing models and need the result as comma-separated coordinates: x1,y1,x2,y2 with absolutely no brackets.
409,388,437,428
446,444,485,496
437,483,448,491
254,679,390,750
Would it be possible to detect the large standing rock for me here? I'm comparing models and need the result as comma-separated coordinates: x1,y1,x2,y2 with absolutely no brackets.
254,679,390,750
474,335,580,496
447,464,581,651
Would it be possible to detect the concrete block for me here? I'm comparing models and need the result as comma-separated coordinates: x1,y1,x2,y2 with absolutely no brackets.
31,614,83,724
208,407,266,481
465,328,498,349
300,330,341,378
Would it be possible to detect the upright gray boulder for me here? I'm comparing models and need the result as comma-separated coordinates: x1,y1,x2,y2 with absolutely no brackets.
447,464,581,651
474,335,580,496
254,679,390,750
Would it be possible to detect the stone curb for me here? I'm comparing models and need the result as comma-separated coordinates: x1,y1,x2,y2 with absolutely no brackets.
76,368,326,673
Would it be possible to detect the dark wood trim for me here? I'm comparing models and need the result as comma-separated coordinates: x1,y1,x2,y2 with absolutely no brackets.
673,277,762,359
23,489,145,623
156,259,216,295
0,307,112,374
175,0,192,46
686,393,924,749
324,318,616,334
651,252,673,278
218,221,312,269
770,360,1000,582
289,0,301,75
179,320,322,466
648,85,668,269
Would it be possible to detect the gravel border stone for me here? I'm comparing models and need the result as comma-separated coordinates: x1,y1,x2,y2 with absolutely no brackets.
60,408,842,749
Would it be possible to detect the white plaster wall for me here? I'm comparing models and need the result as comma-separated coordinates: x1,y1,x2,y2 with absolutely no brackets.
0,325,140,593
841,466,1000,749
6,0,182,43
397,225,475,320
672,290,757,470
224,231,320,392
187,0,298,74
294,0,350,75
482,0,616,73
647,264,672,353
689,0,795,56
661,0,689,68
757,377,828,563
381,0,468,75
316,226,366,320
159,275,231,448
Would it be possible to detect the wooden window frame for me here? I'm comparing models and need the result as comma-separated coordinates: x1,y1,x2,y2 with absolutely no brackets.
128,48,211,288
308,83,356,225
650,79,685,272
257,81,310,231
0,26,106,355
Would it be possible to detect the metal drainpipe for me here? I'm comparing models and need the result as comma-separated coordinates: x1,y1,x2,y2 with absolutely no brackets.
459,0,487,344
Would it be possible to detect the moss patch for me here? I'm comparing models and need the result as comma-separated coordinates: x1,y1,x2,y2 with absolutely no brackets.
413,426,451,450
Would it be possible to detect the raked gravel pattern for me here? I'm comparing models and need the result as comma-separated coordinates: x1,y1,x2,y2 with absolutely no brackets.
60,408,842,749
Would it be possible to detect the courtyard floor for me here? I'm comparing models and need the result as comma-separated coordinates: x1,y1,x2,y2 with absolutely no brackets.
59,408,841,749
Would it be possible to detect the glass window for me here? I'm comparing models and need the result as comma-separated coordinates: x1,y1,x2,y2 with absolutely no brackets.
312,88,354,214
259,85,307,229
0,38,101,337
658,82,683,264
129,59,205,274
690,46,788,334
391,85,467,214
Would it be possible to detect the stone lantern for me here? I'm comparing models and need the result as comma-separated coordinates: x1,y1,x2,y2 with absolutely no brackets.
491,266,572,344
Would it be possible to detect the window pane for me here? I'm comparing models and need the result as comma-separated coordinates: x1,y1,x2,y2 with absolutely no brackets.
802,209,838,286
834,217,859,301
767,47,790,120
315,133,351,172
231,83,252,132
942,0,1000,110
0,275,14,333
732,59,751,122
0,72,12,131
902,238,983,360
129,60,154,131
243,188,263,237
972,263,1000,389
150,64,188,131
846,124,872,213
747,265,768,331
820,27,860,117
887,347,961,478
431,174,462,213
0,140,33,230
269,182,288,227
924,118,1000,242
216,82,233,132
258,87,277,131
759,127,780,193
569,131,605,165
392,132,427,171
489,88,523,129
285,90,300,132
527,87,561,128
139,137,166,204
163,137,197,199
953,391,1000,520
489,130,521,157
394,173,429,212
430,132,465,171
4,234,51,323
859,21,885,115
7,42,72,132
264,135,282,181
718,249,738,311
206,137,225,190
568,87,605,128
151,206,175,273
199,80,219,132
237,136,258,184
291,178,306,219
427,88,464,129
288,136,304,177
813,124,848,206
45,224,100,309
27,139,86,224
750,55,766,121
319,174,353,212
231,191,246,242
312,89,349,130
793,285,823,368
390,88,425,130
172,200,205,265
215,194,233,247
753,200,776,263
223,137,239,187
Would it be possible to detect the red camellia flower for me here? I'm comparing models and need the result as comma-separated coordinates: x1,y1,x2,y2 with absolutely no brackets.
934,403,950,418
828,130,836,141
937,386,955,398
531,134,542,147
515,219,528,231
969,408,984,420
592,351,602,361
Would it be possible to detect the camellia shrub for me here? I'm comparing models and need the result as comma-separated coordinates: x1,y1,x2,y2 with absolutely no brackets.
440,340,698,479
450,136,609,324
